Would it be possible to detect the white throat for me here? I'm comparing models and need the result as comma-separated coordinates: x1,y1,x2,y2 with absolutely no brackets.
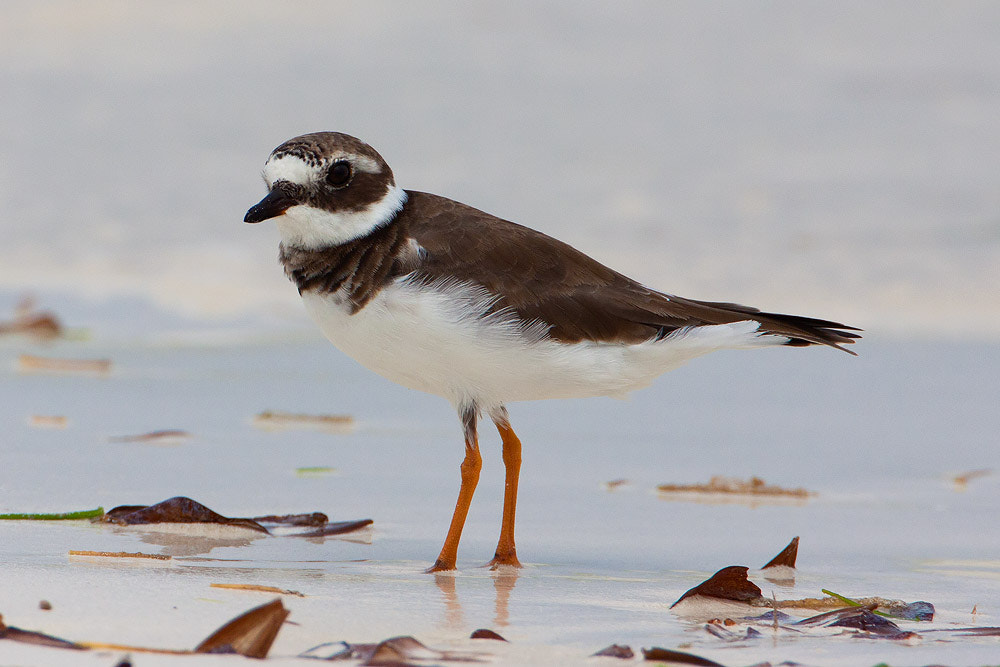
274,185,407,249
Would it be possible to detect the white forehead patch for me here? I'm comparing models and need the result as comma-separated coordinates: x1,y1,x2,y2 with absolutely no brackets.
263,153,384,188
263,155,314,188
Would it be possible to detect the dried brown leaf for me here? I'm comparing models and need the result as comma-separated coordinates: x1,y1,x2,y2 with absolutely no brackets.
641,646,724,665
761,536,799,569
0,298,63,340
194,598,289,658
291,518,373,537
671,566,763,608
592,643,634,658
101,497,268,533
253,512,329,527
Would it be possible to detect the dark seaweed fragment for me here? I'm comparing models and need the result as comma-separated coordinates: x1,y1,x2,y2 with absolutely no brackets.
101,497,268,533
0,614,84,650
641,646,725,665
254,512,329,526
795,605,919,640
290,519,374,537
761,536,798,569
592,643,634,658
194,598,289,658
671,566,763,608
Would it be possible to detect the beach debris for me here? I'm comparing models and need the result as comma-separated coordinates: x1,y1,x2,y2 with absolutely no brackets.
656,476,812,502
2,600,290,658
760,536,798,585
253,410,355,433
0,296,63,340
761,536,799,569
0,507,104,521
746,609,795,624
194,598,289,658
38,600,52,611
95,497,372,539
108,430,191,445
470,628,507,641
300,642,354,659
211,583,304,597
252,512,329,527
772,593,936,618
27,415,68,429
100,497,269,533
601,478,631,491
704,618,762,641
69,550,171,561
17,354,111,376
793,604,920,640
0,613,84,650
592,643,634,658
301,635,482,664
289,518,374,537
952,468,991,491
946,626,1000,636
819,589,934,621
640,646,723,665
671,566,763,608
296,466,337,477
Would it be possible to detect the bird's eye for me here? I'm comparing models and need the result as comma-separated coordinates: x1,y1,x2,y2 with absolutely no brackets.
326,160,352,188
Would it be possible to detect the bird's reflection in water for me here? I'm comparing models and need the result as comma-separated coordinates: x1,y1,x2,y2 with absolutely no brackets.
491,568,516,627
433,568,519,631
434,574,465,628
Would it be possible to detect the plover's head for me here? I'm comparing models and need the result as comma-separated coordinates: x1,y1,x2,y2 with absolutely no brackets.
244,132,407,249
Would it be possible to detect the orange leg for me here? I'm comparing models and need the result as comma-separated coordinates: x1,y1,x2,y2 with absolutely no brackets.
427,408,482,573
487,407,523,569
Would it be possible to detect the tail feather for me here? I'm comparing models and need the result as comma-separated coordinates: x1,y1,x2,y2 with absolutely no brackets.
754,311,862,355
665,296,862,355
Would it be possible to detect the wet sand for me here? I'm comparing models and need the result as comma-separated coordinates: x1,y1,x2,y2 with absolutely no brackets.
2,334,998,665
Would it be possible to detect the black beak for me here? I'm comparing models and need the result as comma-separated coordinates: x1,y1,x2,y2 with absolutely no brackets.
244,189,297,223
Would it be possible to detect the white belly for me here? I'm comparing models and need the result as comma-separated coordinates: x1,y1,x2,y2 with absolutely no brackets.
300,277,774,409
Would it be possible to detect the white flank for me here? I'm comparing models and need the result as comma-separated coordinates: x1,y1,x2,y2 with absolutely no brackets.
300,277,786,411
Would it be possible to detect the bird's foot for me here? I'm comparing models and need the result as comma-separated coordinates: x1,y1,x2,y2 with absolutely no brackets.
486,549,522,570
425,558,457,574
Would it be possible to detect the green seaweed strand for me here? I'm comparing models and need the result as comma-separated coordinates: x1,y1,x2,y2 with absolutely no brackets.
0,507,104,520
821,588,894,619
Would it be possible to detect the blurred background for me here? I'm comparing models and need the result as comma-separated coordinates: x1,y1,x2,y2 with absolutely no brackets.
1,1,998,341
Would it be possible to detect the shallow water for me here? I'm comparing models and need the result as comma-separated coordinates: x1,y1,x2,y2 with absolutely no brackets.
1,333,998,665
